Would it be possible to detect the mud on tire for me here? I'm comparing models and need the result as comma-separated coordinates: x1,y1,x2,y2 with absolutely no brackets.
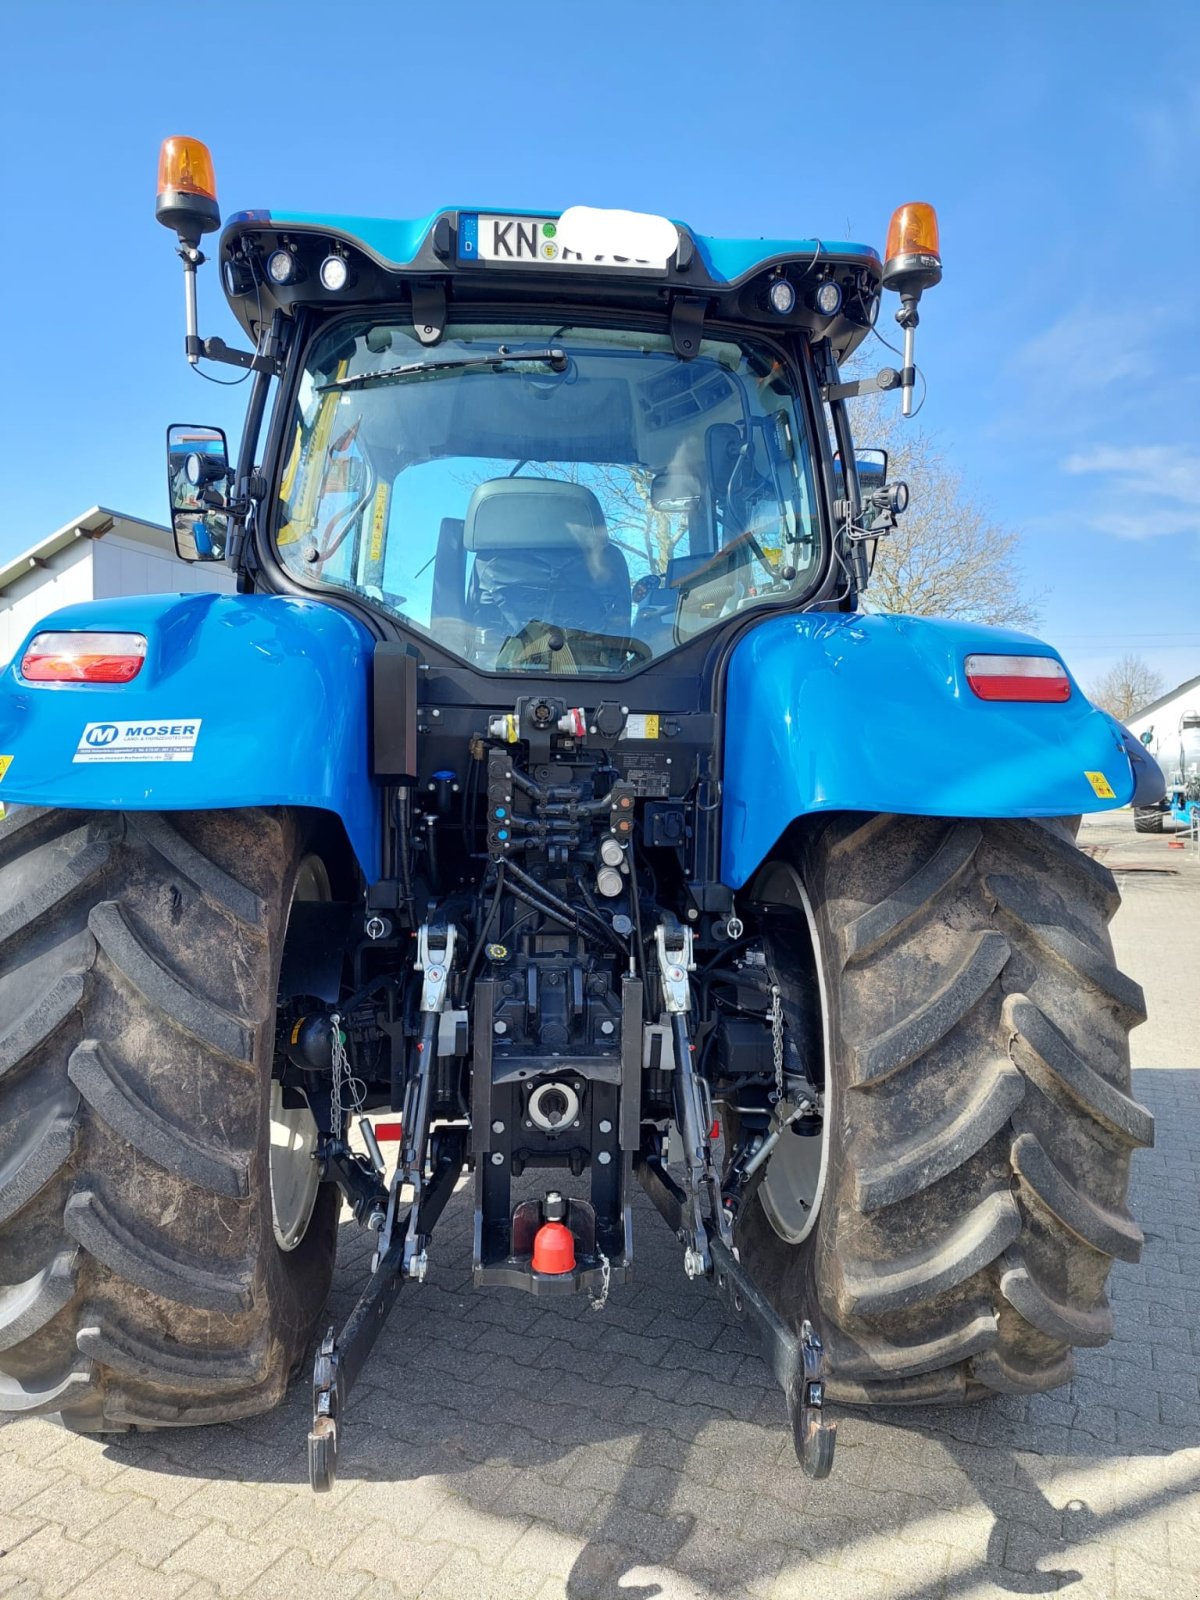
736,813,1152,1404
0,806,338,1429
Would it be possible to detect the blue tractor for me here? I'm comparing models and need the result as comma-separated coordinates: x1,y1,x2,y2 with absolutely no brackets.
1134,712,1200,833
0,139,1162,1486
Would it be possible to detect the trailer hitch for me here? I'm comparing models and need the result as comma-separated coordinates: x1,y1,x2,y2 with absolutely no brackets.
635,1154,836,1478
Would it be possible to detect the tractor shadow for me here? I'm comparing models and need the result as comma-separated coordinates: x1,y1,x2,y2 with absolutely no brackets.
87,1066,1198,1598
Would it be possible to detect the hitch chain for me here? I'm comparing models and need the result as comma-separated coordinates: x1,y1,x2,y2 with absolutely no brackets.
588,1248,612,1312
769,984,785,1104
329,1012,364,1138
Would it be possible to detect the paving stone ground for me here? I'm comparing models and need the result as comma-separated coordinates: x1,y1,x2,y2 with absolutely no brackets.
2,810,1197,1598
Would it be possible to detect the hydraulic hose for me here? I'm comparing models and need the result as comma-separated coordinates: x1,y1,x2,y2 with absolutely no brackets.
625,843,649,988
459,866,506,999
394,786,415,923
504,877,584,936
504,861,627,956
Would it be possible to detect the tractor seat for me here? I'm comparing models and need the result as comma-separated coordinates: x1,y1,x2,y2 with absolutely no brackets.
464,478,631,639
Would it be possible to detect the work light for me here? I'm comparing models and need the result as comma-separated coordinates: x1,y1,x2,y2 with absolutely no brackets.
767,279,796,315
320,254,350,292
267,249,300,286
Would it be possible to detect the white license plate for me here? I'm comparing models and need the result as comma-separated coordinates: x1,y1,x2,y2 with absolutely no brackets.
459,211,671,272
469,214,561,263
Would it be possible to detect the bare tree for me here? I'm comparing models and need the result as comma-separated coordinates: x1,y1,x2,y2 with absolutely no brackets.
849,392,1039,628
1087,654,1165,723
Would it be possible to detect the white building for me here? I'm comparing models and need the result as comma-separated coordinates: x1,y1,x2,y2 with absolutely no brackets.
0,506,234,666
1126,674,1200,772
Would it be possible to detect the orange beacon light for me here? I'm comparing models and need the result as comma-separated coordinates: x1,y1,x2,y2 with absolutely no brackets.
881,202,942,417
155,137,222,367
156,136,221,246
156,137,221,244
882,202,942,297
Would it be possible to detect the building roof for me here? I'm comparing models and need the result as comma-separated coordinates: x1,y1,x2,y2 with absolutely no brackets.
0,506,173,598
1132,673,1200,722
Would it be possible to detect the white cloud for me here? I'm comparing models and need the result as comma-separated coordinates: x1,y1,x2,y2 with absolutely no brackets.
1061,444,1200,542
1012,304,1156,396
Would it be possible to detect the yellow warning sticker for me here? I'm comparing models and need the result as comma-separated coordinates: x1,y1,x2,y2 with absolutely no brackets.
622,713,660,740
368,483,390,565
0,755,12,783
1085,771,1116,799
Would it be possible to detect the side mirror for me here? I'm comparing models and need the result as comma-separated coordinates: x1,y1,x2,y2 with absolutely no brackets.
833,449,907,531
854,449,888,495
833,449,888,496
650,469,703,512
167,424,230,562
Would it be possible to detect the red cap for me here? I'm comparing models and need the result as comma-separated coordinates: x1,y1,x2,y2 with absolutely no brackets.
531,1220,576,1275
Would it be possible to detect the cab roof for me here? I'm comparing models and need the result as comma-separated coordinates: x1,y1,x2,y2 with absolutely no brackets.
219,206,884,361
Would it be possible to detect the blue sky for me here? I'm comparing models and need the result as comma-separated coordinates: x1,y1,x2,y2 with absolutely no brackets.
2,0,1198,691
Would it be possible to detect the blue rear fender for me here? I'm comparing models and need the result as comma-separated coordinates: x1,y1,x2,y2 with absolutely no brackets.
721,613,1138,889
0,592,381,880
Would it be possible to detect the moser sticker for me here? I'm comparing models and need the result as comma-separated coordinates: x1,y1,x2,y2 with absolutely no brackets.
74,720,202,764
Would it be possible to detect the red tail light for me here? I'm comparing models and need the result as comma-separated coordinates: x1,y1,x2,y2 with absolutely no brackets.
20,632,148,684
965,653,1070,703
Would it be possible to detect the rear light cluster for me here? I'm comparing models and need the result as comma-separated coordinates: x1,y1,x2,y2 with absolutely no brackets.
965,653,1070,703
20,632,148,684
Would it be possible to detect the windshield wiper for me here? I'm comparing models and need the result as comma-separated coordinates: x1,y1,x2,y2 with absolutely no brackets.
318,346,568,393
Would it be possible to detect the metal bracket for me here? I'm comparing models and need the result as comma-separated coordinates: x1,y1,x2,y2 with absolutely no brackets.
416,923,455,1013
411,279,447,346
308,1125,466,1492
821,367,901,403
652,922,725,1269
634,1157,834,1474
669,295,706,361
708,1232,837,1479
308,1226,407,1491
790,1319,836,1479
654,922,695,1014
403,924,457,1277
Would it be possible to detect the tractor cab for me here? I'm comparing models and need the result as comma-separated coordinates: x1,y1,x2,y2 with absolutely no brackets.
159,133,936,673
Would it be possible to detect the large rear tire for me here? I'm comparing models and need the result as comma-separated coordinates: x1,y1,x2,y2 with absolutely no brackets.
0,806,339,1429
736,813,1152,1403
1133,807,1164,833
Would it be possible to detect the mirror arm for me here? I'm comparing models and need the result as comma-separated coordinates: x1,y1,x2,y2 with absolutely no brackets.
185,336,252,370
821,367,901,403
183,335,282,375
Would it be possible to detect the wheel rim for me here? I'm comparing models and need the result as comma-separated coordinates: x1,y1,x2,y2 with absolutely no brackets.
269,854,330,1252
757,876,832,1246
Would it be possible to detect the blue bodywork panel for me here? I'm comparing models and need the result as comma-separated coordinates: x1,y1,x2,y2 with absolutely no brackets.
225,207,880,286
2,598,1137,898
1114,720,1166,808
721,613,1137,888
0,593,382,880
